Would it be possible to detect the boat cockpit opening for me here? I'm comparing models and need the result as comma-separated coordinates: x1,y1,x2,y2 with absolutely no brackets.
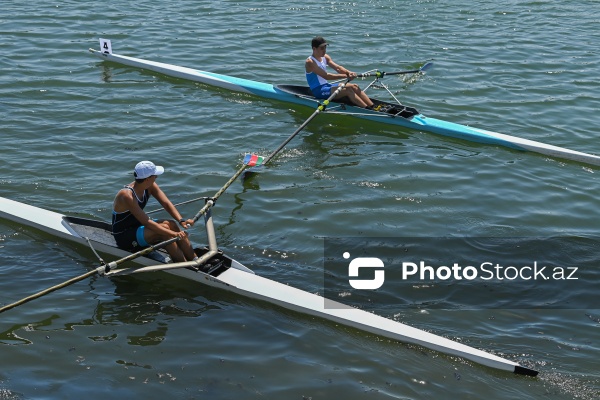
275,84,420,119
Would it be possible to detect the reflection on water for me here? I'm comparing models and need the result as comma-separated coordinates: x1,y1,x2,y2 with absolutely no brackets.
0,315,60,345
0,270,223,348
90,274,222,346
100,64,113,83
2,1,600,398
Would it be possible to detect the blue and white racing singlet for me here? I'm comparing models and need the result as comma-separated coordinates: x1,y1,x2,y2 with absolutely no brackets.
305,56,329,91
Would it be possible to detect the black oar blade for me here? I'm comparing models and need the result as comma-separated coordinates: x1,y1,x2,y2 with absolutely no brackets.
514,365,539,377
419,61,434,73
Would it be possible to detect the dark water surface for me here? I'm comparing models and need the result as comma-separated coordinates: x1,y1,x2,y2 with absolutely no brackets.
1,1,599,399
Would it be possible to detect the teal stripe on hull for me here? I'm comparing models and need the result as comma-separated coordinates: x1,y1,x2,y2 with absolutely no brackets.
347,112,523,150
89,48,600,166
411,116,524,150
196,70,282,99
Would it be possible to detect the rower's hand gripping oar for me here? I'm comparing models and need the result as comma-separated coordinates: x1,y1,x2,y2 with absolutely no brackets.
103,156,259,277
244,78,352,174
0,153,262,315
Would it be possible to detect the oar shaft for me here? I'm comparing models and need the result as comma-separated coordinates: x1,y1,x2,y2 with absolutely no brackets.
190,81,352,221
263,79,350,165
0,269,99,314
191,163,248,223
358,62,433,78
104,236,181,269
262,113,316,165
0,236,181,314
189,81,350,220
381,68,422,76
146,196,208,215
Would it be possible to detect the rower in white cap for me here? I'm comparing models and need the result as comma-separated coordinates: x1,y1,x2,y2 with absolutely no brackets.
111,161,196,262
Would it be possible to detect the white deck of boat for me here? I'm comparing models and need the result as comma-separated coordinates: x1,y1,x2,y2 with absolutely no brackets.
0,197,74,236
0,196,530,374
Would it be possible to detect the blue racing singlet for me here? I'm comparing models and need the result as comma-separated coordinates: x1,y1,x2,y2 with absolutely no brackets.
306,56,329,91
306,56,339,99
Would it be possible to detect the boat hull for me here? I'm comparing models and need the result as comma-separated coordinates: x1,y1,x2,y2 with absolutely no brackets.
89,48,600,166
0,196,537,376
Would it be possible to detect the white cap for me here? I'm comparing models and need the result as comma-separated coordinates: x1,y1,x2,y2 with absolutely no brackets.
134,161,164,179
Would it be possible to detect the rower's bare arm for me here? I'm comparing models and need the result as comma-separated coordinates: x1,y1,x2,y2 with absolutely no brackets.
327,56,356,79
306,57,346,80
150,183,194,228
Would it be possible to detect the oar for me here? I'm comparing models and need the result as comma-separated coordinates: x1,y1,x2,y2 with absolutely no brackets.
0,154,261,315
146,196,208,215
359,61,433,78
244,79,352,173
109,155,261,276
331,62,433,84
0,237,180,314
190,157,255,223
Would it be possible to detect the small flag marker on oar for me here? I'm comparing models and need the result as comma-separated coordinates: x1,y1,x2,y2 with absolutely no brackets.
243,153,265,167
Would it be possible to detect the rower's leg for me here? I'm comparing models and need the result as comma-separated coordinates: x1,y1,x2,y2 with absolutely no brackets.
351,84,373,108
164,241,186,263
335,86,365,107
161,220,196,262
144,220,195,262
177,235,197,262
359,91,374,108
336,84,373,108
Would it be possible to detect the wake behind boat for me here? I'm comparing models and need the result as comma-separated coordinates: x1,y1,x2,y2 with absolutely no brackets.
0,196,538,376
89,44,600,167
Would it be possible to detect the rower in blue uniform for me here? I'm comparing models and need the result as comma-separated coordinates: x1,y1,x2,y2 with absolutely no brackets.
305,36,374,109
